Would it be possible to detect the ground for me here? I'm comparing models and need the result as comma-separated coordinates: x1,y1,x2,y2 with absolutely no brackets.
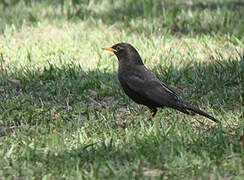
0,0,243,179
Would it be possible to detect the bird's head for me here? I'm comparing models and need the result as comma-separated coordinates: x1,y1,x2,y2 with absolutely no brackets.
102,43,143,65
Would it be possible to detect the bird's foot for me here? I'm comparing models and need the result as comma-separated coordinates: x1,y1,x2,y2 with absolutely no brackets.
147,108,157,121
152,110,157,117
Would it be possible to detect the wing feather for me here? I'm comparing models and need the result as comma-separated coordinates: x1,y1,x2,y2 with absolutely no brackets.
119,69,181,108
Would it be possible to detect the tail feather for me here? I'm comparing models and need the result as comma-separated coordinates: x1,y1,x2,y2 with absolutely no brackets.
182,101,219,123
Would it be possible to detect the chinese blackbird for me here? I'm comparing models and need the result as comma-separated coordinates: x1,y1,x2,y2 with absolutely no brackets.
102,43,218,123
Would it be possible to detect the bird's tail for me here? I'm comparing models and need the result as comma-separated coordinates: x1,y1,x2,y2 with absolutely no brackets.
182,101,219,123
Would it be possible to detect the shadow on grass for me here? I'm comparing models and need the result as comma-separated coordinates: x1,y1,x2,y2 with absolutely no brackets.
0,54,243,127
0,0,243,37
91,0,244,36
0,51,243,178
16,126,242,178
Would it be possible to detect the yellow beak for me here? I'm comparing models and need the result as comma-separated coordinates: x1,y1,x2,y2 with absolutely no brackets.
102,46,118,52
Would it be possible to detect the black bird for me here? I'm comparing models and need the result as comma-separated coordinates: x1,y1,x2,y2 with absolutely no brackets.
102,43,218,123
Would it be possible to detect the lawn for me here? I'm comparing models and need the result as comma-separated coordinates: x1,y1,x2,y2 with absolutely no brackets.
0,0,243,179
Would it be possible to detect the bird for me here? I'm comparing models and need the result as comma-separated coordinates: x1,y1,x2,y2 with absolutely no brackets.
102,43,218,123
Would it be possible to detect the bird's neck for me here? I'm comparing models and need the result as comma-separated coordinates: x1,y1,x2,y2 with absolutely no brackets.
118,55,144,66
118,62,145,74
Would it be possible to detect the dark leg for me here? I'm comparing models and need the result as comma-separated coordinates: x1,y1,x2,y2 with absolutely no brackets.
151,108,157,117
147,107,157,121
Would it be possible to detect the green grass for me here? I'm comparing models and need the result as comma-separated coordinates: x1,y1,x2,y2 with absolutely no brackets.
0,0,244,179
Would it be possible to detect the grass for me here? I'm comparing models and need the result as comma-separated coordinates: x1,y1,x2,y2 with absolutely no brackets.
0,0,244,179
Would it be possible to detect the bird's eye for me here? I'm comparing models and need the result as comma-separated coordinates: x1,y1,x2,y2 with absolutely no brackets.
116,46,123,51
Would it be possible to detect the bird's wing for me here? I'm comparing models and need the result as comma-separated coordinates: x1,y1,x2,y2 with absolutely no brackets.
119,70,181,107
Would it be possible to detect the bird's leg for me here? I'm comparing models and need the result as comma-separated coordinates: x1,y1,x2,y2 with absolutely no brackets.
151,108,157,117
147,107,157,121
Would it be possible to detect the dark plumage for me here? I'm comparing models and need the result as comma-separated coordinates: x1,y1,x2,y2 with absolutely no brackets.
102,43,218,123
